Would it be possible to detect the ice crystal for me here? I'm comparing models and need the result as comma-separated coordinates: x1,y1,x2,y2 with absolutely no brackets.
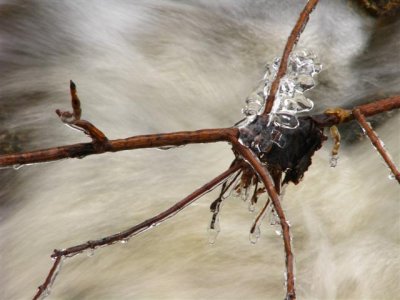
242,48,321,129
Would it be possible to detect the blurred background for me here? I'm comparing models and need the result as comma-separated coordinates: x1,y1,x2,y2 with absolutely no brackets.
0,0,399,299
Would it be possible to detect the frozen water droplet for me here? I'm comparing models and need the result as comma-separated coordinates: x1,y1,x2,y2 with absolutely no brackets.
249,226,261,244
232,186,241,198
241,186,250,202
279,77,295,98
248,201,256,212
275,228,282,236
295,74,315,92
272,57,281,70
242,78,266,116
208,218,220,245
293,93,314,112
330,155,339,167
87,248,95,257
65,251,83,258
157,145,184,150
388,173,395,180
283,271,288,288
269,208,280,226
13,164,23,170
273,113,299,129
313,62,322,74
120,238,129,244
280,93,313,113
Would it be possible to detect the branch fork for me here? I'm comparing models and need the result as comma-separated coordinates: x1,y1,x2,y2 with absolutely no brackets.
0,1,398,300
56,80,110,152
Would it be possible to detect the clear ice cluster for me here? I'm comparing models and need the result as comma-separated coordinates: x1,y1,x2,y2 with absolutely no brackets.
242,49,322,129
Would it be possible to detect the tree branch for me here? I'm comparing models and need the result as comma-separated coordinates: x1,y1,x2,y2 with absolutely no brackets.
2,95,398,169
229,138,296,300
33,161,244,300
262,0,320,115
0,128,238,167
353,108,400,183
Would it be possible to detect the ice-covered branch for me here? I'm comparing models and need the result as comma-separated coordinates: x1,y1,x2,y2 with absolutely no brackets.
33,162,243,300
353,108,400,183
262,0,320,115
229,137,296,300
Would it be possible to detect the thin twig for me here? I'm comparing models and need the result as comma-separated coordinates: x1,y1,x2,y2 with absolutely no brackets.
262,0,320,115
69,80,81,120
353,108,400,183
355,95,400,117
56,81,109,150
32,256,62,300
33,162,243,300
229,138,296,300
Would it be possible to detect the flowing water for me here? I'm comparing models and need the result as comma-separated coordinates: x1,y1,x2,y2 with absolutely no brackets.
0,1,399,299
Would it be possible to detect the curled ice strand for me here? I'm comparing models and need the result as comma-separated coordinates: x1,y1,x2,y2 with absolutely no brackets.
330,155,339,168
294,74,315,92
241,48,321,136
272,113,299,129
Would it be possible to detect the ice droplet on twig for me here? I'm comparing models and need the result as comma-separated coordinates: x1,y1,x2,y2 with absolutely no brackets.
249,225,261,244
157,145,185,151
208,216,220,244
86,248,95,257
248,201,256,213
330,155,339,167
240,186,249,202
120,238,129,244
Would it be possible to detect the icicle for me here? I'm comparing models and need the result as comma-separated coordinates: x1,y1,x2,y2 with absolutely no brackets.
248,201,256,213
249,225,261,244
208,215,220,244
249,198,270,244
